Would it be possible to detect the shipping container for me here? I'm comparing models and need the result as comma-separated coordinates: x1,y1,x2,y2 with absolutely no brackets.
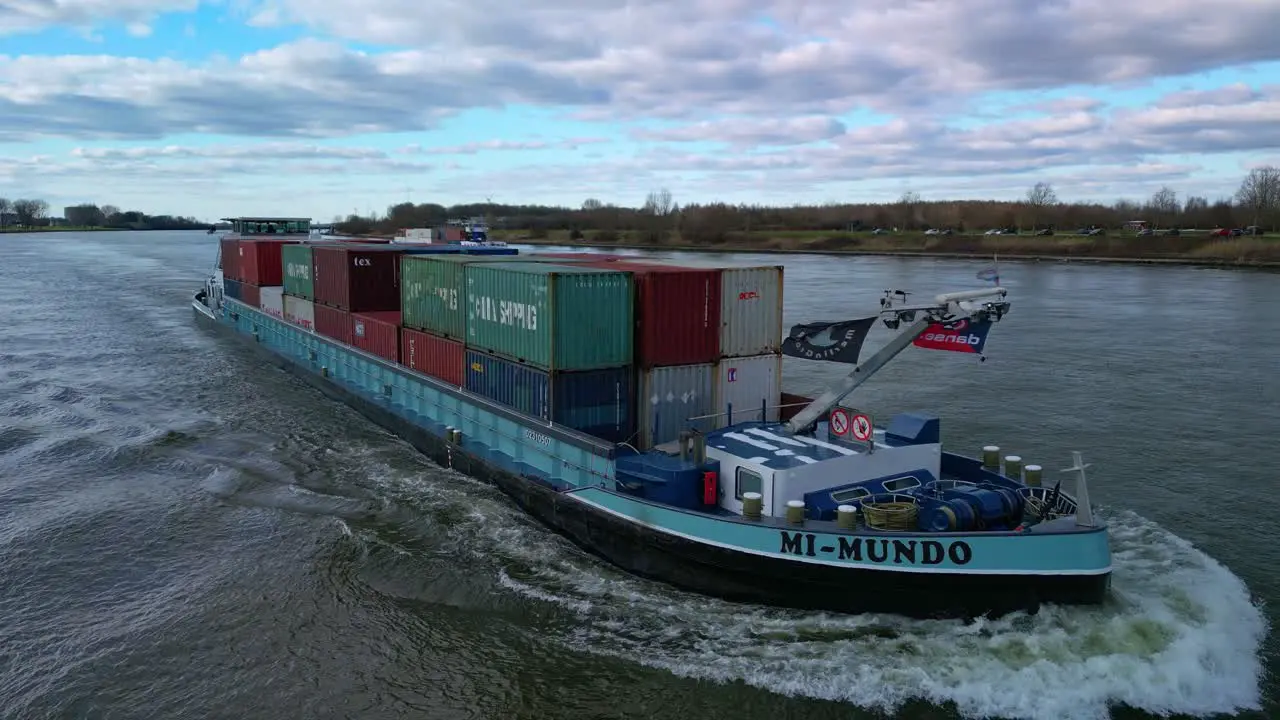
312,245,403,312
219,238,242,280
223,278,244,303
636,362,716,449
240,282,261,308
464,350,636,443
401,327,465,386
280,243,315,299
283,294,316,332
259,285,285,320
352,311,401,362
525,252,630,262
646,259,784,357
572,259,721,368
400,253,529,339
712,353,782,428
464,262,633,372
237,239,297,286
314,303,353,345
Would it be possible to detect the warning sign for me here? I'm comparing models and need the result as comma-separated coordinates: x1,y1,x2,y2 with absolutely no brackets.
829,408,850,437
851,413,873,442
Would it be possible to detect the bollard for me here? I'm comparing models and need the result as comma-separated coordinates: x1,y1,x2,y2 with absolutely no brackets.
742,492,763,519
321,366,329,377
1004,455,1022,479
1024,464,1042,487
452,429,463,445
445,426,455,444
785,500,806,524
837,504,858,530
982,445,1001,469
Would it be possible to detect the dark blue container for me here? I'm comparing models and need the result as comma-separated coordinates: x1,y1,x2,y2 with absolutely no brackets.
464,349,635,443
224,278,244,302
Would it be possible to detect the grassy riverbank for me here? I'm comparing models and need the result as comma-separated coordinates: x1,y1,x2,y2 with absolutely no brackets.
491,229,1280,267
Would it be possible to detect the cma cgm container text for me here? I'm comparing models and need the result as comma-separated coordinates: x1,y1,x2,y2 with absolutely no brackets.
647,259,783,358
464,350,636,443
464,262,633,372
280,244,315,299
352,311,401,362
237,239,296,286
574,259,721,368
259,286,285,320
314,303,353,345
713,353,782,428
637,362,716,449
401,327,464,386
219,239,242,280
283,294,315,332
399,254,516,340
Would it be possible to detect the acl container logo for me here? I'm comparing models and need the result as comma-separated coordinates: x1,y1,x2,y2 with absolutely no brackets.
911,318,993,353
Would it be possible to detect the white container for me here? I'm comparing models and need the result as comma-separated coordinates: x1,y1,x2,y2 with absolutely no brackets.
259,285,285,319
283,294,315,332
646,258,783,357
712,353,782,428
637,362,716,449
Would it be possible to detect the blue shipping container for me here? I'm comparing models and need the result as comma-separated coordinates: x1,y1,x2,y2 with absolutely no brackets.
224,278,244,302
464,349,636,444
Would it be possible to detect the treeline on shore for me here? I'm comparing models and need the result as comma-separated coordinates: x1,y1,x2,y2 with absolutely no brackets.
0,198,206,231
334,167,1280,243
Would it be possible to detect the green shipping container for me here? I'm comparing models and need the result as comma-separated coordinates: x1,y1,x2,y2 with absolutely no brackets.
400,254,519,339
281,244,315,299
465,262,634,372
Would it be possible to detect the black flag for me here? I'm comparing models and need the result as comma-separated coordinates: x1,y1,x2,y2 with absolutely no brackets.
781,316,877,364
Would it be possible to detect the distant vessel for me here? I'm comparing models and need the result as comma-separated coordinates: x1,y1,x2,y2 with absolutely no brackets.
194,215,1110,619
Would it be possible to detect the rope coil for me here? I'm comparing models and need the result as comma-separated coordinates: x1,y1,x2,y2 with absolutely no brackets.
860,494,919,531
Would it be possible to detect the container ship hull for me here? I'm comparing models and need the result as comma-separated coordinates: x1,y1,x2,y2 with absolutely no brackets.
189,221,1111,620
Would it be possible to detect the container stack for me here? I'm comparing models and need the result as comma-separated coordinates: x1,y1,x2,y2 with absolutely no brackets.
221,237,300,315
461,261,637,444
641,258,785,430
554,257,723,448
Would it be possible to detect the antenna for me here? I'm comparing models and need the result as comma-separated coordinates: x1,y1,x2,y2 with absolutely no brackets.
1060,451,1094,526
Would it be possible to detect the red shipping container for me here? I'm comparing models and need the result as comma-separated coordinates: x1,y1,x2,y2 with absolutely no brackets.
238,239,297,286
577,260,721,367
312,245,403,312
240,282,262,309
220,238,241,280
314,303,353,345
401,327,465,386
352,311,401,362
528,252,628,262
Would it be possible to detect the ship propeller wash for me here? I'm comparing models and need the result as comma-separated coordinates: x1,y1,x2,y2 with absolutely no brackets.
194,216,1110,619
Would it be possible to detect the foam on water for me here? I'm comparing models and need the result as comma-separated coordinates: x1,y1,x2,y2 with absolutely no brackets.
422,478,1268,720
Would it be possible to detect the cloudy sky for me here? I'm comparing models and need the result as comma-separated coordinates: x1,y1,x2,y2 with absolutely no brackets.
2,1,1279,221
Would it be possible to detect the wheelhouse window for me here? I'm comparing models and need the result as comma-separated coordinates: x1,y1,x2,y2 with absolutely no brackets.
735,467,763,500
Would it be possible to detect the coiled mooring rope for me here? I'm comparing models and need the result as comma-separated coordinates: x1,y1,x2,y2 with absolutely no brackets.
860,499,919,531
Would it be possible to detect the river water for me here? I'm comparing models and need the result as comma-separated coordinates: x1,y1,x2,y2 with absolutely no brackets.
0,231,1274,720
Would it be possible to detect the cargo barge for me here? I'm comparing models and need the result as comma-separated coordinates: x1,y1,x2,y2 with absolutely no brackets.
194,216,1111,619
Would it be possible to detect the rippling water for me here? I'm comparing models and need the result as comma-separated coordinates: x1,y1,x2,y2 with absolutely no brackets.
0,231,1274,720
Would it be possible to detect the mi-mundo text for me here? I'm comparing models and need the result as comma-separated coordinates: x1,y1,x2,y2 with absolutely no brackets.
778,532,973,565
472,296,538,330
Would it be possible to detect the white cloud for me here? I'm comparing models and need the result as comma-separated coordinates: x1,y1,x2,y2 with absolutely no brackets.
0,0,196,35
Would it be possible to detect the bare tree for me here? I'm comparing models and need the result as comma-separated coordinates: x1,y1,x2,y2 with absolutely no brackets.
0,198,11,227
642,188,673,216
13,198,48,225
1025,182,1058,230
581,198,603,211
101,204,120,222
1235,165,1280,229
897,190,921,229
1147,186,1178,229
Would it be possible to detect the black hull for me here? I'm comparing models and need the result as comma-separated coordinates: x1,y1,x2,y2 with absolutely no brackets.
194,302,1111,620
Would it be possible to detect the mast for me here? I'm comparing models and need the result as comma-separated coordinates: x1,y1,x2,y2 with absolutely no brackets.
783,287,1011,434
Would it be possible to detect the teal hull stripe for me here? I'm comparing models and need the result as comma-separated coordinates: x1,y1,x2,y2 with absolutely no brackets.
568,487,1112,575
221,300,615,488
